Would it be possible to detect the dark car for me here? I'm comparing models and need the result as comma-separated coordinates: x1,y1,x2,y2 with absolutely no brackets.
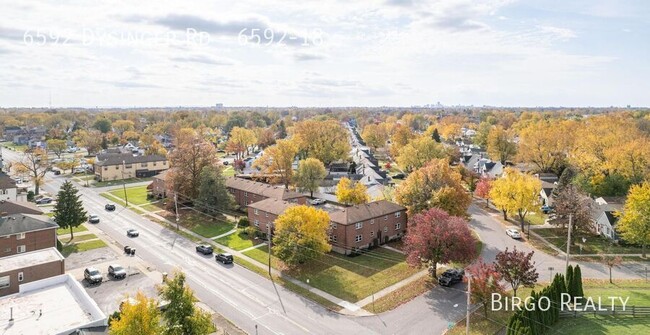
84,267,103,284
196,245,214,255
108,264,127,279
215,253,234,264
541,205,554,214
105,203,116,211
88,214,100,224
438,269,464,287
392,173,406,180
127,229,139,237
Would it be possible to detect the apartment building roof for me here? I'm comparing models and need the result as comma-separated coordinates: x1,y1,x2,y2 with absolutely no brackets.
225,177,304,200
0,200,44,216
329,200,406,225
94,153,167,166
0,172,17,189
0,247,64,273
247,198,297,215
0,214,58,237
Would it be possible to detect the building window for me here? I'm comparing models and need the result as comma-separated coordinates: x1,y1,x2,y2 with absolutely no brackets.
141,163,147,167
115,166,119,170
265,212,269,218
384,227,388,233
384,215,388,221
16,233,25,240
103,167,108,171
254,209,259,215
0,276,9,289
370,219,375,225
330,235,337,243
331,223,337,229
370,231,375,237
355,235,362,242
244,192,248,197
125,164,132,169
355,222,363,230
18,272,24,282
17,245,26,253
254,220,259,227
4,247,10,253
395,223,401,230
163,161,167,165
395,212,401,218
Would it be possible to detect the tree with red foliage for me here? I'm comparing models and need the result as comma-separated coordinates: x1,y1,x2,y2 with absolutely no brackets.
474,177,492,208
467,258,505,317
493,247,539,296
403,208,479,278
233,159,246,173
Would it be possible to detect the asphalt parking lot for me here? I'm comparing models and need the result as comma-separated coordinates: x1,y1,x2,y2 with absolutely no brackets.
65,247,118,271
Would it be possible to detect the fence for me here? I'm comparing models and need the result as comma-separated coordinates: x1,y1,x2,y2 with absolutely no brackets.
559,305,650,318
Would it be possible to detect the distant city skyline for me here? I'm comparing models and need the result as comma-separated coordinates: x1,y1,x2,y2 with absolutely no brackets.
1,0,648,108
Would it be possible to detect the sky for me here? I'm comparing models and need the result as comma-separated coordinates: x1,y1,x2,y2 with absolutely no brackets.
0,0,648,108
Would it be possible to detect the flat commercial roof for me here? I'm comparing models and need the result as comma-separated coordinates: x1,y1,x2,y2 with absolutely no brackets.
0,274,107,335
0,248,64,274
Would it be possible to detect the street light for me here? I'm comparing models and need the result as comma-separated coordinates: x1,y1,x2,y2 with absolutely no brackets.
121,160,129,207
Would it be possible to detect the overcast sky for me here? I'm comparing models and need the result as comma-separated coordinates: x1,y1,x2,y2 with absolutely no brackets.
1,0,648,108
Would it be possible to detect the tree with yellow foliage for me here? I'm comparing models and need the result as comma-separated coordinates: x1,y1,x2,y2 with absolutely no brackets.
517,120,573,174
227,127,257,159
362,123,389,150
335,177,369,205
396,136,448,172
272,205,332,266
109,291,162,335
395,159,470,217
617,182,650,257
292,119,350,164
489,168,541,231
487,125,517,165
604,137,650,185
389,124,415,157
254,139,298,189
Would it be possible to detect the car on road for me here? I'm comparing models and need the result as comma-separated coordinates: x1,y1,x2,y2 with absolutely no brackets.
196,245,214,255
309,198,326,205
392,173,406,179
541,205,554,214
126,229,139,237
108,264,127,279
215,253,233,264
35,197,53,204
438,269,464,287
88,214,100,224
506,228,522,239
105,203,116,211
84,267,103,284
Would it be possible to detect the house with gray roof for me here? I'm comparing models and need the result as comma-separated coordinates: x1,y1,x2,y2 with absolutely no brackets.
592,196,625,240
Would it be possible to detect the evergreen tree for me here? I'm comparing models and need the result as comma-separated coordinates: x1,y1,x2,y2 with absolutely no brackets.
53,181,87,239
565,265,574,297
101,136,109,150
196,165,234,214
431,128,441,143
159,272,215,335
574,265,584,299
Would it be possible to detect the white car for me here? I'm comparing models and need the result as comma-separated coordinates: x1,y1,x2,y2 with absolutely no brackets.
506,229,522,239
309,198,326,205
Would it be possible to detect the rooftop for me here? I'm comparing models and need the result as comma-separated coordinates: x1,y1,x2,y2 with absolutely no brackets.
94,153,167,166
0,248,64,274
0,274,107,335
247,198,297,215
0,200,44,216
0,172,17,189
0,214,58,237
329,200,406,225
225,177,304,201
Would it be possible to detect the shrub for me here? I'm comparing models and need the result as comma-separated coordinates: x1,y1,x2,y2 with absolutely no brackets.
27,190,35,202
238,217,249,227
245,226,258,237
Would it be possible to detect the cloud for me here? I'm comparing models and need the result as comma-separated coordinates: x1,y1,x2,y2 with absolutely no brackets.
293,52,325,61
537,26,577,40
385,0,416,7
170,54,235,65
430,16,489,32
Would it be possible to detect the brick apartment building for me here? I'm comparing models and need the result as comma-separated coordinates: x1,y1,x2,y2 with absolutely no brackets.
94,153,168,182
0,247,65,296
0,214,58,257
226,177,306,209
247,199,407,255
150,169,170,198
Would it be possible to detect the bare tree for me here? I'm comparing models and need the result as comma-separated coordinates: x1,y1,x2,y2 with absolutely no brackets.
16,148,49,195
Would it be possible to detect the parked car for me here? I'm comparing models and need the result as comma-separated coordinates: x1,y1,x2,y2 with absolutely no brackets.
196,245,214,255
108,264,127,279
392,173,406,179
223,161,229,165
215,253,234,264
541,205,554,214
88,214,100,224
35,197,53,204
309,198,326,205
105,203,116,211
73,168,86,174
84,267,103,284
506,228,522,239
126,229,139,237
438,269,464,287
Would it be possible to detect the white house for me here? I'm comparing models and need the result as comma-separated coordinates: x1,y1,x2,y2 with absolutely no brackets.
0,172,17,201
592,196,625,240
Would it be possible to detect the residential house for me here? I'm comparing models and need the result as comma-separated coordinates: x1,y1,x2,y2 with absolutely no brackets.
226,177,306,209
247,198,296,236
592,196,625,240
94,153,168,181
0,172,17,201
150,169,170,198
536,173,559,207
0,214,58,257
0,247,65,296
328,200,407,255
10,126,47,145
0,200,44,216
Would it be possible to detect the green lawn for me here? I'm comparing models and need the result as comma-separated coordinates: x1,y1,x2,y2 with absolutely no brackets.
215,229,261,250
526,212,547,225
191,222,234,238
0,141,27,151
56,225,88,235
161,211,235,238
223,166,235,177
59,233,98,244
245,246,420,302
94,177,152,188
100,193,127,207
534,228,644,254
141,202,165,212
108,185,150,205
61,239,108,257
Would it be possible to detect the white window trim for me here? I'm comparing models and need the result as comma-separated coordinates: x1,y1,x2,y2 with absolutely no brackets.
384,226,388,233
18,272,24,282
384,215,388,221
331,223,337,229
370,231,375,237
395,212,401,218
355,235,362,242
355,222,363,230
0,276,9,289
395,223,401,230
17,245,26,253
254,209,259,215
16,233,25,240
254,220,259,227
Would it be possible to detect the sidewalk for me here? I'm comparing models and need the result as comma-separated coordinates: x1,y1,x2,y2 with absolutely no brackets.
355,269,428,306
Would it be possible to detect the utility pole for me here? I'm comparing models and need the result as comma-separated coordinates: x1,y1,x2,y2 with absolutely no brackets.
565,214,572,269
174,191,180,231
267,224,272,276
466,273,471,335
121,160,129,207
